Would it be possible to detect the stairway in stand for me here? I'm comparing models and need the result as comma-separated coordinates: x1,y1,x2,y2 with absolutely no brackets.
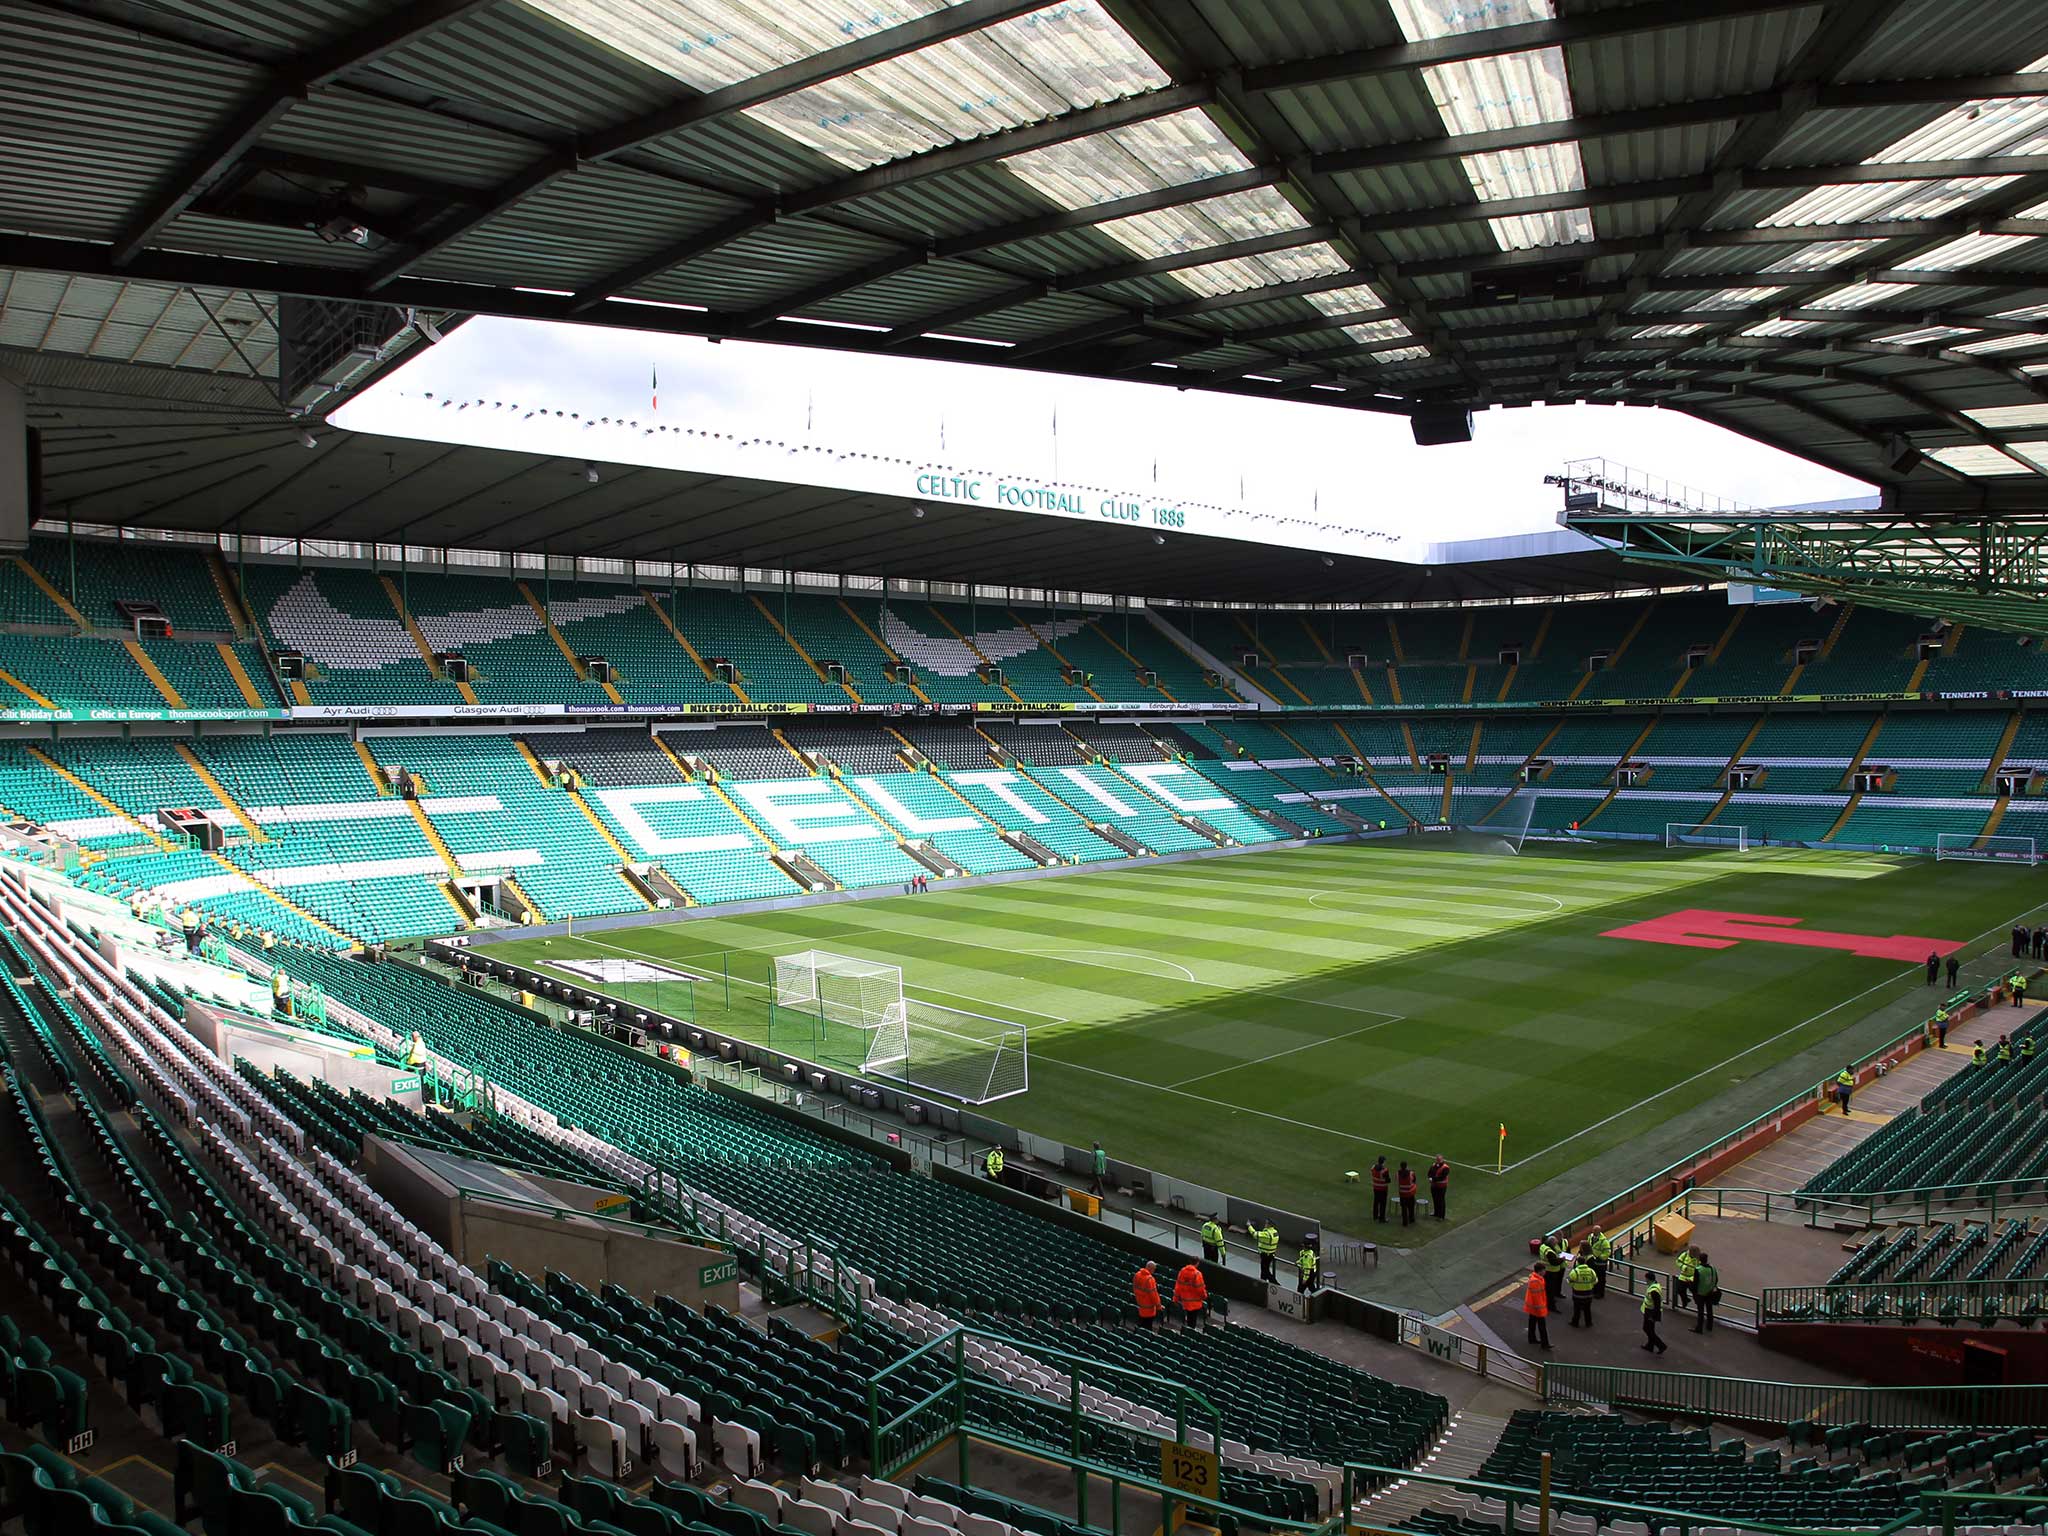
1350,1407,1514,1529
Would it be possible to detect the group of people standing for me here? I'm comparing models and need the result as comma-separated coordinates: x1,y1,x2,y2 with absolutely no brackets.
1368,1154,1451,1225
1522,1230,1720,1353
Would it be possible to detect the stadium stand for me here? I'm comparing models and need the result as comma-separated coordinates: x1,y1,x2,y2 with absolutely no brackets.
241,563,465,707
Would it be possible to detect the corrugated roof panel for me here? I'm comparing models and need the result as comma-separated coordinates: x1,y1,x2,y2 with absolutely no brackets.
369,8,686,137
1847,0,2048,83
1001,109,1254,209
0,10,266,242
1561,10,1814,115
1263,71,1451,160
1181,0,1398,68
413,164,747,285
162,211,386,268
1955,331,2048,353
520,0,1167,171
266,92,546,183
1903,232,2039,270
1928,444,2036,475
814,259,1047,327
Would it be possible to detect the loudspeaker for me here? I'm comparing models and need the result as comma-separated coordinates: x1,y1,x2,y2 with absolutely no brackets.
1411,407,1474,446
1884,434,1923,474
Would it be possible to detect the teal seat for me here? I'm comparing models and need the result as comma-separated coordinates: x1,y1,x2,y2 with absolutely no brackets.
174,1442,250,1534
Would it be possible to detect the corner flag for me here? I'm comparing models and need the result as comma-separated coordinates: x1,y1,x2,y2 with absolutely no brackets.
1497,1123,1506,1172
651,366,659,413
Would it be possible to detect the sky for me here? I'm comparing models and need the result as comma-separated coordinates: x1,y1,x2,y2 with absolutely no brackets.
336,316,1876,564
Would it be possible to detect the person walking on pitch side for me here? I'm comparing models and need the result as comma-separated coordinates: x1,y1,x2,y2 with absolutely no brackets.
1133,1262,1161,1329
1931,1006,1950,1049
1370,1156,1391,1223
1200,1215,1225,1265
1691,1251,1721,1333
2013,971,2030,1008
1090,1142,1108,1196
1927,951,1940,986
1567,1252,1599,1328
1296,1241,1320,1295
1173,1262,1208,1329
1835,1065,1856,1114
1428,1154,1451,1221
1396,1161,1419,1227
1640,1273,1668,1355
1252,1220,1280,1284
1522,1263,1552,1351
1947,953,1961,989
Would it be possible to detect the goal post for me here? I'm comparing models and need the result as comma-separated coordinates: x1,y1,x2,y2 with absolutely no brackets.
1937,833,2039,865
1667,822,1749,851
768,950,1029,1103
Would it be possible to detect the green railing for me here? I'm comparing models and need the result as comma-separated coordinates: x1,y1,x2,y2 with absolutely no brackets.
1761,1277,2048,1327
1649,1185,2048,1241
867,1324,1243,1536
1544,1363,2048,1429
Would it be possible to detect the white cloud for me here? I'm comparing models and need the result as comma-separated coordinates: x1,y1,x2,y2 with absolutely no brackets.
335,317,1873,562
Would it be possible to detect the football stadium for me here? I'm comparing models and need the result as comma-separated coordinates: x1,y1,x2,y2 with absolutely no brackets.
9,3,2048,1536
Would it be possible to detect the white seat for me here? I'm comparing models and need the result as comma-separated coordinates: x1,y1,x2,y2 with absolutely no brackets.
905,1498,963,1526
649,1418,698,1480
800,1481,854,1517
733,1481,787,1524
784,1500,839,1536
573,1411,632,1478
838,1523,894,1536
847,1500,901,1533
524,1384,569,1425
955,1516,1010,1536
859,1480,910,1511
713,1417,762,1480
900,1519,951,1536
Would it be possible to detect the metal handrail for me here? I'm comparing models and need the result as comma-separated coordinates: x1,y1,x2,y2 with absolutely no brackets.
1542,1362,2048,1430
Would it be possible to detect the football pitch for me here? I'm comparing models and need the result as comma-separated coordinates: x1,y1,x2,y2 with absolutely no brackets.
487,840,2045,1232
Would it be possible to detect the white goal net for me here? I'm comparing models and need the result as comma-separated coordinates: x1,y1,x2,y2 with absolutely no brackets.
1937,833,2040,865
1667,822,1750,851
773,950,908,1075
769,951,1029,1103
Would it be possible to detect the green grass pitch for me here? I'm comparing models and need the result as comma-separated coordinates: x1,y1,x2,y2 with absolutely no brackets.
487,841,2044,1233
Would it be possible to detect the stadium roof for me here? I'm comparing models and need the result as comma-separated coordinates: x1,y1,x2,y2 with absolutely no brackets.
16,346,1676,602
7,0,2048,511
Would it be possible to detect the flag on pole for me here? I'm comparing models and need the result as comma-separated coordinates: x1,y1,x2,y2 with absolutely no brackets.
651,366,659,414
1497,1123,1507,1171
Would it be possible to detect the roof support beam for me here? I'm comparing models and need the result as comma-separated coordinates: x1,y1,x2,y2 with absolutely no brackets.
1311,73,2048,178
366,0,1052,291
565,82,1215,312
726,164,1287,331
1244,0,1822,95
108,0,495,266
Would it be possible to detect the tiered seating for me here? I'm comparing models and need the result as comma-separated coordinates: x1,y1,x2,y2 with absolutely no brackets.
897,720,998,770
552,584,735,706
580,768,793,904
406,572,592,704
0,550,77,626
1042,611,1233,703
846,771,1037,874
26,536,236,632
191,733,459,941
770,593,925,704
0,633,168,709
555,726,690,784
140,637,277,709
1501,601,1623,703
1041,763,1214,853
1804,606,1926,694
670,590,844,704
1933,626,2048,694
241,564,462,706
1479,1411,1912,1527
786,723,906,775
377,733,642,920
1694,600,1812,695
665,723,804,779
983,720,1085,766
988,1316,1445,1468
856,600,1026,704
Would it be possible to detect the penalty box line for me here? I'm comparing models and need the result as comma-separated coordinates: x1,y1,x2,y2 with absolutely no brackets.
536,930,1073,1025
1496,892,2048,1175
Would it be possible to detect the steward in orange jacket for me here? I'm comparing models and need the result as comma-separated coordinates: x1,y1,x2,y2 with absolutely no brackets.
1522,1264,1552,1351
1173,1262,1208,1328
1133,1262,1161,1328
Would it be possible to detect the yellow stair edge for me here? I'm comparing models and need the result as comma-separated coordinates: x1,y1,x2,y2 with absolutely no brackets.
287,677,312,706
838,599,933,705
501,874,545,924
15,558,90,629
925,603,1027,705
751,594,861,704
0,668,56,709
1981,710,2025,794
174,743,267,842
644,589,752,704
1822,792,1864,843
25,746,175,851
1085,620,1177,702
1011,609,1106,703
1298,615,1338,665
209,553,254,638
354,739,391,795
1383,665,1404,706
216,643,267,708
519,580,625,705
404,798,466,880
200,849,354,942
122,638,185,708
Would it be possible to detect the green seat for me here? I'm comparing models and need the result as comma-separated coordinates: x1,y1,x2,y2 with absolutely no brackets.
399,1397,471,1475
452,1467,524,1527
174,1442,250,1534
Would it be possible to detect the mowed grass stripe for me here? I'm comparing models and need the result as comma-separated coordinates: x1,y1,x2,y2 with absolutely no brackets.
491,845,2045,1233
